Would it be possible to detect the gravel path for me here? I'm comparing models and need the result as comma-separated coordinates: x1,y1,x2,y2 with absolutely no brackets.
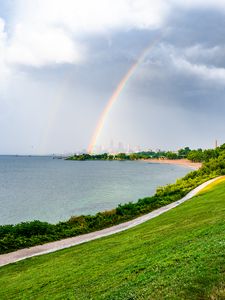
0,177,221,267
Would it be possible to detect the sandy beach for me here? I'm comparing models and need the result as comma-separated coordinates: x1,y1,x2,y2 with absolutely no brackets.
143,159,202,170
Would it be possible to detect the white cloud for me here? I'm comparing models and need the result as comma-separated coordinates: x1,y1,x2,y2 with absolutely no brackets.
6,24,84,67
172,56,225,84
0,0,170,69
156,42,225,85
184,44,221,60
15,0,169,33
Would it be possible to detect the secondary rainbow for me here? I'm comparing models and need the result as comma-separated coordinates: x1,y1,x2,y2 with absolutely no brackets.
87,36,161,154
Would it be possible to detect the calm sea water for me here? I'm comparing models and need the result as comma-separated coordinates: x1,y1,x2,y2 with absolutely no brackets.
0,156,191,225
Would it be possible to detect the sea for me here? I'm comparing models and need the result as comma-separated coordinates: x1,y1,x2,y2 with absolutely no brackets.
0,156,191,225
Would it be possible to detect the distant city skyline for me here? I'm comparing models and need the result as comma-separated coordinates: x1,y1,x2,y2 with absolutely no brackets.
56,138,220,156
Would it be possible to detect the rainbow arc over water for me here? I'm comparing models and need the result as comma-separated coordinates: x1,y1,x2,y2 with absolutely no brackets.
87,36,162,154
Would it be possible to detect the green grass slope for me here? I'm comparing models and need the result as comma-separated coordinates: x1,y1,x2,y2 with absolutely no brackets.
1,182,225,300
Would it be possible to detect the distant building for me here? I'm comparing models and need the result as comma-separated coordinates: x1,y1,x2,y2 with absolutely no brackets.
215,140,218,149
118,142,124,153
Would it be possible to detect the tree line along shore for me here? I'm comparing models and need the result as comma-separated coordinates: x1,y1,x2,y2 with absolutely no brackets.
1,144,225,254
66,146,217,162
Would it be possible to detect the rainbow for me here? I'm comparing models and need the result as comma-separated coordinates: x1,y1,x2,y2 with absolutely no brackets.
87,36,162,154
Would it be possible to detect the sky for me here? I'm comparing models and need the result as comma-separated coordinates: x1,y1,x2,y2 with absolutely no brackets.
0,0,225,154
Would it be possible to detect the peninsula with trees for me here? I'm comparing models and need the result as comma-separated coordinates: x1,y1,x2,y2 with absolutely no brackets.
66,146,218,164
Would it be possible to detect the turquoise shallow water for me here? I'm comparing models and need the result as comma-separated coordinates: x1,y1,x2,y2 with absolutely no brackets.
0,156,191,225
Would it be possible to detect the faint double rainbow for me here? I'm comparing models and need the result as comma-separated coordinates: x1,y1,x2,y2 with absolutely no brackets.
87,35,162,154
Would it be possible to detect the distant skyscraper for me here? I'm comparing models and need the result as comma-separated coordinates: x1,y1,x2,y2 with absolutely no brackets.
110,139,114,153
134,145,141,153
215,139,218,148
81,148,87,154
118,142,124,153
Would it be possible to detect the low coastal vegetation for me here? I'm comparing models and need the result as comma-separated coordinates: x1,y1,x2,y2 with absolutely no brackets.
1,144,225,254
66,147,192,161
1,179,225,299
67,145,225,163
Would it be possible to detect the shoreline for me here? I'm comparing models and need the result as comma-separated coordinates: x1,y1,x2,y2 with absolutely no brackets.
0,176,220,267
67,157,202,170
142,159,202,170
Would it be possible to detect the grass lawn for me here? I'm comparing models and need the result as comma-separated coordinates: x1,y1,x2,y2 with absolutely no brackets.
0,180,225,300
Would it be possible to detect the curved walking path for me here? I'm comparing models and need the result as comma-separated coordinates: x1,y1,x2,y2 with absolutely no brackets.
0,176,221,267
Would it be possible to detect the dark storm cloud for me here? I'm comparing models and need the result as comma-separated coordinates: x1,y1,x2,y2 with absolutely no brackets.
166,8,225,48
120,6,225,116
